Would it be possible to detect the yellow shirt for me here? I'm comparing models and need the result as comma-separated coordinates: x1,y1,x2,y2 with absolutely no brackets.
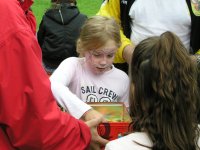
196,49,200,55
97,0,133,63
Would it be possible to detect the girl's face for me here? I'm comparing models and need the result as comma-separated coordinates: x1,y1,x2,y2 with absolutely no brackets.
85,40,118,74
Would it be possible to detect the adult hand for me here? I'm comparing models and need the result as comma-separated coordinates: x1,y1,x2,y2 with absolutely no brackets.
85,117,109,150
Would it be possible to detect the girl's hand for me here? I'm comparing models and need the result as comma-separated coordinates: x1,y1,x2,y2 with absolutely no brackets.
81,109,107,122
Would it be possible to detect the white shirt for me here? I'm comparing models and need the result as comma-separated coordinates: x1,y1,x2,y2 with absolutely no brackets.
105,132,152,150
129,0,191,50
50,57,129,118
105,128,200,150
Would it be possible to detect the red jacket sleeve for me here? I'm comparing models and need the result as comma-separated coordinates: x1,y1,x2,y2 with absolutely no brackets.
0,1,91,148
0,27,91,150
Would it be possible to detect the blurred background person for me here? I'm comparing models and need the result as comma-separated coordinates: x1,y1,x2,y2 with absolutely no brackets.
98,0,200,73
37,0,87,75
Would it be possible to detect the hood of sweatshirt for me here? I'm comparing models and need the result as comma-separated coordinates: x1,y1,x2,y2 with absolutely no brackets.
45,4,80,25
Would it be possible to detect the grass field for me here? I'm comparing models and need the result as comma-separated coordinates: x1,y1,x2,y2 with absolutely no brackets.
32,0,102,30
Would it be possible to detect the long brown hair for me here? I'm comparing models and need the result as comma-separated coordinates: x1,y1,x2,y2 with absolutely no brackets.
129,31,200,150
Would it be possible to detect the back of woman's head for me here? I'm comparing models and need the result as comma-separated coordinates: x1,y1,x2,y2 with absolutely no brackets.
51,0,75,3
50,0,76,9
76,15,121,56
129,31,199,150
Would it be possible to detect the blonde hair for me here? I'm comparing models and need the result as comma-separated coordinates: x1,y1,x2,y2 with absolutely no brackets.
76,15,121,56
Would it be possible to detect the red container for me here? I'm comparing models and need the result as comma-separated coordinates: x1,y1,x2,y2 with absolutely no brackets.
97,122,129,140
88,102,131,140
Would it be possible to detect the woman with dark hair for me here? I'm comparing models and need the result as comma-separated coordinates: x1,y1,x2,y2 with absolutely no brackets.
105,31,200,150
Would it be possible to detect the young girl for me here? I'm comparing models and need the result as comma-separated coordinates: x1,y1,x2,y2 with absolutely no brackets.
50,16,129,119
105,31,200,150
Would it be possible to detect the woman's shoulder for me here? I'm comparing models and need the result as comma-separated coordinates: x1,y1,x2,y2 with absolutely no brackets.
105,132,152,150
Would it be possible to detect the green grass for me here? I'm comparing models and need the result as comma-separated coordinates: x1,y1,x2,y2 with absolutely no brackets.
32,0,102,30
77,0,102,16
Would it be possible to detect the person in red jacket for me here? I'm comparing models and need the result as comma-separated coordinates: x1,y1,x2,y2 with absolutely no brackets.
0,0,107,149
